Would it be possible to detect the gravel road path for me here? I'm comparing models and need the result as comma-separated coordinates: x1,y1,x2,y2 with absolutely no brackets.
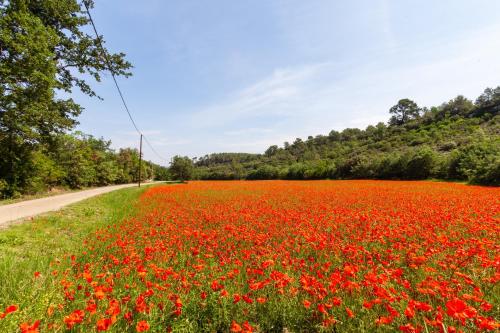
0,182,162,227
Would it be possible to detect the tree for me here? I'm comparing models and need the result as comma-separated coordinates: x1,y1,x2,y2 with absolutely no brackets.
328,130,340,141
247,165,279,180
404,146,437,180
230,160,245,179
0,0,132,195
453,139,500,186
265,145,278,157
440,95,474,118
152,164,171,181
0,2,59,195
388,99,421,126
169,156,194,181
475,86,500,116
116,148,140,183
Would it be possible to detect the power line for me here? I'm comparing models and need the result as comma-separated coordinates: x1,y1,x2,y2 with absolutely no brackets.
143,135,170,164
82,1,169,166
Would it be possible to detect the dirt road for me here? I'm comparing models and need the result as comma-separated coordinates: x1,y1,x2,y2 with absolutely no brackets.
0,182,162,227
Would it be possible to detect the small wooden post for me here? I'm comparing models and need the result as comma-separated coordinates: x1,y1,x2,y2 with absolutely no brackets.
138,134,143,187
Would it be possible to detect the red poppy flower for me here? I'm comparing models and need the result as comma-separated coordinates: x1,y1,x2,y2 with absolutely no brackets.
19,320,40,333
136,320,150,332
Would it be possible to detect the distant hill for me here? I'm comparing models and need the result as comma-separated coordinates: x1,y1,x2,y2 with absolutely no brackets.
191,86,499,186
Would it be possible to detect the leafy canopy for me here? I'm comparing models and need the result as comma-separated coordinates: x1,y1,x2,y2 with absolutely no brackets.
0,0,132,194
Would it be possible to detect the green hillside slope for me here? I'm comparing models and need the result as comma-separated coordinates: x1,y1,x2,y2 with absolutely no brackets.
191,86,500,185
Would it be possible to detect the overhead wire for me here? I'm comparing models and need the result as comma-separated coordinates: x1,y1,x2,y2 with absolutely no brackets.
82,1,169,165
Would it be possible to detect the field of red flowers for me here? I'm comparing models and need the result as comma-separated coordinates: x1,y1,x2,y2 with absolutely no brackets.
2,180,499,332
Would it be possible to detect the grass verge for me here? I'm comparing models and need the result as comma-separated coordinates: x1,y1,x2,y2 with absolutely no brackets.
0,187,78,206
0,185,152,331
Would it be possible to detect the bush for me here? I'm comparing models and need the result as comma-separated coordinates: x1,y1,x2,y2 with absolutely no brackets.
438,141,457,152
169,156,194,181
285,163,307,180
454,140,500,185
0,179,8,199
470,157,500,185
284,161,335,180
25,151,66,194
350,156,378,179
404,147,438,180
247,165,280,180
376,153,406,179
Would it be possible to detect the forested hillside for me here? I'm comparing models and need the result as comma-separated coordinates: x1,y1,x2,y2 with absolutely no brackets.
190,86,499,185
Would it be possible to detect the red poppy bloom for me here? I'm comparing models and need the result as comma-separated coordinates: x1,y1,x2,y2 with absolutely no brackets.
136,320,150,332
19,320,40,333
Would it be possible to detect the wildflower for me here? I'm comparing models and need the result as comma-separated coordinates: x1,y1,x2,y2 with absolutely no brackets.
446,299,476,321
63,309,85,329
20,320,40,333
230,321,242,332
136,320,150,332
96,318,112,331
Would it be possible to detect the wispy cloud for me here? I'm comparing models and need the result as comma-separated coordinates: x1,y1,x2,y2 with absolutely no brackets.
77,0,500,166
190,62,327,128
183,23,500,156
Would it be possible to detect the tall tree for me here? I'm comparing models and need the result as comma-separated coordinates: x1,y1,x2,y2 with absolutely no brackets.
440,95,474,117
475,86,500,115
0,0,132,195
170,156,194,181
388,99,421,126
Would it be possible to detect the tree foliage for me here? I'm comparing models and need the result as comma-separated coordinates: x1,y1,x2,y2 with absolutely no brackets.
0,1,170,198
0,131,169,198
389,99,421,126
169,156,194,181
0,0,132,196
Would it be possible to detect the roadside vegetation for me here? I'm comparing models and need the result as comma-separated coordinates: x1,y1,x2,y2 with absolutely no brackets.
185,87,499,186
0,187,82,206
0,1,169,199
0,131,170,200
0,185,150,332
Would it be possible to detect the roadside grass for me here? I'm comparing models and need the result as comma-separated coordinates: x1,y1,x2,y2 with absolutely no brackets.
0,183,141,206
0,187,77,206
0,185,154,332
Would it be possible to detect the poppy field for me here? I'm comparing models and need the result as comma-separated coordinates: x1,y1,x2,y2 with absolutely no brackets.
1,180,499,332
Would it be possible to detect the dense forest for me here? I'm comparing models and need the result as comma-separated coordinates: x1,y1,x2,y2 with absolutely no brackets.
0,0,168,198
184,86,499,185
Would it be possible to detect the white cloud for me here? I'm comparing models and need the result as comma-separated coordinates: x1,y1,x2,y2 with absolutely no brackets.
87,10,500,166
190,62,327,127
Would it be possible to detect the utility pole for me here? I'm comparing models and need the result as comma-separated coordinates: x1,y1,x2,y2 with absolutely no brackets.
138,134,143,187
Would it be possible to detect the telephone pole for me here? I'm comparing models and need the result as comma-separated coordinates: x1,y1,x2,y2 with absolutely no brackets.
138,134,143,187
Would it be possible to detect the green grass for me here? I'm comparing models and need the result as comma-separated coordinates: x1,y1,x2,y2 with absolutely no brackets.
0,185,152,331
0,187,78,206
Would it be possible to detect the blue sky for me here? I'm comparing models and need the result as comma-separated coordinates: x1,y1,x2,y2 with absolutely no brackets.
75,0,500,165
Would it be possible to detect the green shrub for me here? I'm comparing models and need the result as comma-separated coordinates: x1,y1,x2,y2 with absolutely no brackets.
247,165,280,180
455,140,500,185
404,147,438,180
